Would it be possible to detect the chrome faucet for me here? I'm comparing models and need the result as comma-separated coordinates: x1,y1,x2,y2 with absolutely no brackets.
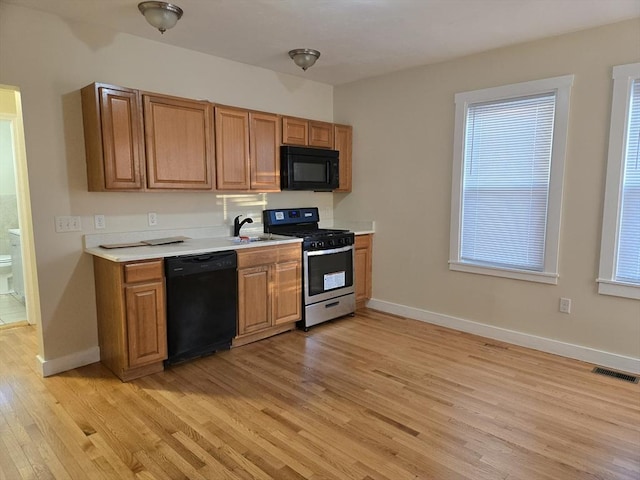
233,215,253,237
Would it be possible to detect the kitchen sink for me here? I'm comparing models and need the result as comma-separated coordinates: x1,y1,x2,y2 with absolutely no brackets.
229,236,269,244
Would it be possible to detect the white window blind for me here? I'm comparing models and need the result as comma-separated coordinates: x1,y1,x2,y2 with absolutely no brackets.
460,93,556,271
616,79,640,284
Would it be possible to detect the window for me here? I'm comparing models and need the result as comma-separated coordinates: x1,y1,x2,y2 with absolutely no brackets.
598,63,640,300
450,76,574,284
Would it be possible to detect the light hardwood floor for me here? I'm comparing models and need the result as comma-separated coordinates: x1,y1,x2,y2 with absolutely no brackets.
1,309,638,479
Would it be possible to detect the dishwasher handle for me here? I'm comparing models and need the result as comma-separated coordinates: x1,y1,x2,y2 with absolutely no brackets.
190,254,216,262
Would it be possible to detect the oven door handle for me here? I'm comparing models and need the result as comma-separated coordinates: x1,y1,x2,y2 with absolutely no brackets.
306,245,354,257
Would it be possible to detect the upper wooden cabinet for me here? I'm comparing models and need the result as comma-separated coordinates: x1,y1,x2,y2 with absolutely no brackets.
215,106,281,192
143,94,214,190
81,83,145,191
215,106,250,190
249,112,281,191
282,116,308,146
282,116,333,148
82,83,214,191
333,124,353,192
82,82,353,193
309,121,334,148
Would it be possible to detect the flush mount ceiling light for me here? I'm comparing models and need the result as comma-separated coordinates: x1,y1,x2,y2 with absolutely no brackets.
288,49,321,71
138,1,183,34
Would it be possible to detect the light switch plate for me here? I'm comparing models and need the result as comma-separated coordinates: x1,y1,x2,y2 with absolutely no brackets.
55,216,82,233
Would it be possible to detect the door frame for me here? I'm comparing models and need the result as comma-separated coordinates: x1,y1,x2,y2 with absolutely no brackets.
0,86,42,333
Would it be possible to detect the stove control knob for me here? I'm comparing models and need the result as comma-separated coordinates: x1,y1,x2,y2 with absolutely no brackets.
346,237,352,245
328,240,335,247
338,238,345,245
317,241,324,248
309,242,316,249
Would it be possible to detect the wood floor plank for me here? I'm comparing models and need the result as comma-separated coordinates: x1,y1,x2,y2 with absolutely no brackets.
1,311,638,479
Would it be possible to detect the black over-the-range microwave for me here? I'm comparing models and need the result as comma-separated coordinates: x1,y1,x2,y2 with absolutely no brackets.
280,146,339,191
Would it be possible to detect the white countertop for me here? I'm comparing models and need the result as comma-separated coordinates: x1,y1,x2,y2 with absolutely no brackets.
85,235,302,262
84,221,374,263
331,220,375,235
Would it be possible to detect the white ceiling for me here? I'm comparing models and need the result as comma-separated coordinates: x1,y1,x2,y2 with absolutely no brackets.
3,0,640,85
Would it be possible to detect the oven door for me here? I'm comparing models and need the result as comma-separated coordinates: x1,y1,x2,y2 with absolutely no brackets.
303,245,354,304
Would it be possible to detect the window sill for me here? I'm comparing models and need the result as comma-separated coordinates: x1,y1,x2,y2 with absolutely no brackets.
597,279,640,300
449,261,558,285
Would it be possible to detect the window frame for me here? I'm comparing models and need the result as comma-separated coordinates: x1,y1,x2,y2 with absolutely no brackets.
597,63,640,300
449,75,574,284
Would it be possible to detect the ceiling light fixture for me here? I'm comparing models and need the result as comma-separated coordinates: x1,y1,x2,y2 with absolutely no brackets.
288,49,321,71
138,1,183,34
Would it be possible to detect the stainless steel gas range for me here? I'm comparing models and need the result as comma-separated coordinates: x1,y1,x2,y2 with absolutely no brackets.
263,207,355,330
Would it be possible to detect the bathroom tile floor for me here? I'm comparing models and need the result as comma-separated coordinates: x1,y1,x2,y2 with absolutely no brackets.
0,293,27,326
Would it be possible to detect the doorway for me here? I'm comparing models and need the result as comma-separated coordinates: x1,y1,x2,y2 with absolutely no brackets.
0,86,40,330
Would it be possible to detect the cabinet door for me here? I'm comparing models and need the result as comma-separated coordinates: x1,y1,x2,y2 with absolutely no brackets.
282,116,308,145
125,281,167,368
143,94,213,190
238,265,271,335
273,260,302,325
82,84,145,191
355,235,372,306
215,106,251,190
250,112,280,192
333,124,352,192
309,121,334,148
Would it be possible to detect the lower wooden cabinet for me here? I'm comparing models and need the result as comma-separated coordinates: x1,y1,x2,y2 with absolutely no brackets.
355,234,373,309
90,243,302,378
93,257,167,381
235,243,302,346
237,265,271,334
273,260,302,325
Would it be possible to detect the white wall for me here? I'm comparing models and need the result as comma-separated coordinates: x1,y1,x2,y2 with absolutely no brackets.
334,19,640,362
0,3,334,365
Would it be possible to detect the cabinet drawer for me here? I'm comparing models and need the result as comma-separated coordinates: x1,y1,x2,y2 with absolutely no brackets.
124,260,164,283
355,234,372,250
237,246,279,268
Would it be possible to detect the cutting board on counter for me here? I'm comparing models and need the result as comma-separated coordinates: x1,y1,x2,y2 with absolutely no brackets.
99,236,190,249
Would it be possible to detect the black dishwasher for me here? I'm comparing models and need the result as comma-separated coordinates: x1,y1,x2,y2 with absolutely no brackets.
164,251,237,365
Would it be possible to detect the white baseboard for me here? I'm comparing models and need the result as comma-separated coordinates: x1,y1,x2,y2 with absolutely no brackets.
367,298,640,375
36,346,101,377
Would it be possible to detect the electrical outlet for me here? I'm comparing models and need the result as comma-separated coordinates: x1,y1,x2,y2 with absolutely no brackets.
55,216,82,233
94,214,106,229
559,297,572,314
148,212,158,226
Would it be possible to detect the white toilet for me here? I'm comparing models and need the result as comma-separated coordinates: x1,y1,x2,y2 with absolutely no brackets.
0,254,12,294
